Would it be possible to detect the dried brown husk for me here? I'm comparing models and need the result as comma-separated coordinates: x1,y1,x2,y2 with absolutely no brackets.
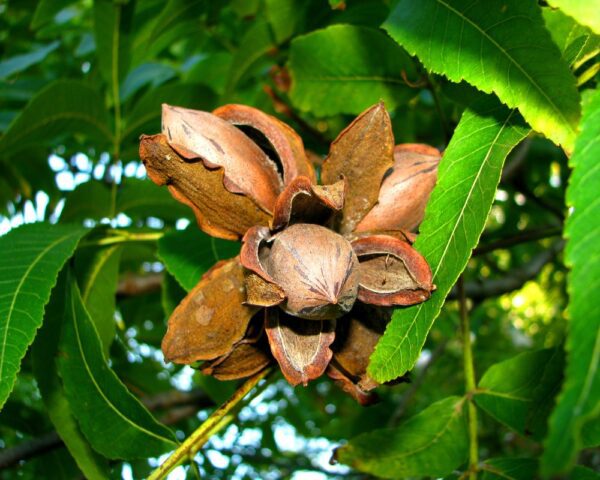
201,320,272,381
351,234,434,306
265,224,359,320
161,258,259,364
332,304,390,391
213,104,316,185
265,309,335,386
326,364,379,406
356,143,440,233
140,134,271,240
271,176,345,230
321,103,394,234
162,104,282,212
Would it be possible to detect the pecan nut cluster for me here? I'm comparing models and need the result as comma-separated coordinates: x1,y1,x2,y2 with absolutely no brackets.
140,102,439,404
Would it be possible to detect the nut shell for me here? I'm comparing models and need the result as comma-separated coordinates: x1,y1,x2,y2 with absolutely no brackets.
266,224,359,320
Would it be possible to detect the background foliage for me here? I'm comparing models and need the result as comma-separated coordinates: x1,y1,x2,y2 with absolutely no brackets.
0,0,598,478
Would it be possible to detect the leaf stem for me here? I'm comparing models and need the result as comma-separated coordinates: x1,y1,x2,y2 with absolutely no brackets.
458,275,478,478
147,368,272,480
109,2,122,219
78,231,163,248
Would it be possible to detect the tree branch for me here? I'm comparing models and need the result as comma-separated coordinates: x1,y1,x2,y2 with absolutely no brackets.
474,225,562,256
450,241,564,301
0,389,213,470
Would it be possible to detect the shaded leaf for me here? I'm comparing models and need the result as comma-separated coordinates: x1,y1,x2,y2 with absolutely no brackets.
369,97,529,382
481,457,538,480
289,25,416,116
226,20,275,94
93,0,134,85
31,0,76,29
57,275,177,459
157,225,240,292
475,349,564,440
547,0,600,35
122,83,217,143
60,181,112,223
117,177,191,222
0,80,112,156
383,0,579,149
0,223,88,410
335,396,468,478
32,271,109,480
0,41,60,80
75,245,122,354
542,89,600,476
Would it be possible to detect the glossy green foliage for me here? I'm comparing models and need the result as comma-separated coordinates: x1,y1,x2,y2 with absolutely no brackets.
0,0,598,478
542,89,600,476
384,0,580,149
289,25,416,115
57,275,177,459
336,397,468,478
369,98,530,382
547,0,600,35
475,349,564,440
157,225,240,291
0,223,88,409
32,271,110,480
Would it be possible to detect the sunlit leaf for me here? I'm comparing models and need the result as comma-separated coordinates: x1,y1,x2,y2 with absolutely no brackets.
0,223,88,410
157,225,240,291
383,0,580,149
336,396,468,478
57,275,177,459
289,25,416,116
369,97,529,382
547,0,600,36
542,89,600,477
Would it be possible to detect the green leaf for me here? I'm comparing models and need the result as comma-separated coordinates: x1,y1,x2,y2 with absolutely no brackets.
547,0,600,36
75,245,122,355
0,223,88,410
288,25,416,116
60,181,112,223
265,0,299,43
572,466,600,480
0,41,60,80
93,0,135,86
368,97,529,382
481,458,538,480
541,89,600,477
335,396,468,478
475,349,564,440
157,225,240,291
122,83,217,143
117,178,191,222
31,0,76,29
0,80,112,156
32,271,109,480
226,20,275,95
542,8,600,67
57,274,177,459
383,0,580,149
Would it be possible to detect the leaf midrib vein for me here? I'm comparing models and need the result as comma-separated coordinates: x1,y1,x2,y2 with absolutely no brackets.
381,109,517,377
